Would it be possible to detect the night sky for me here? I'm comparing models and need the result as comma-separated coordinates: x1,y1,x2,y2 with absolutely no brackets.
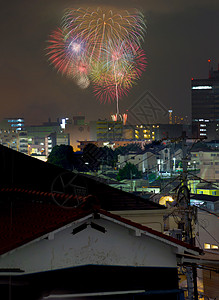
1,0,219,125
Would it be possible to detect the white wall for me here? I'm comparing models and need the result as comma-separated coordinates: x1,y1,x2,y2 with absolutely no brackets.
196,210,219,250
0,216,178,275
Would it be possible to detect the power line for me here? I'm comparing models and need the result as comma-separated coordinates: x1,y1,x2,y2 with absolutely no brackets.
194,205,219,220
197,221,219,245
188,172,219,189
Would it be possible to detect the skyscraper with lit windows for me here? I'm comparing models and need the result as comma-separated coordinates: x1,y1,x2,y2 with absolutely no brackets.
191,65,219,140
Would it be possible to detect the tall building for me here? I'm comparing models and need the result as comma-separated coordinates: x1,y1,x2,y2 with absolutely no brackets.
45,132,70,157
4,118,25,131
168,110,173,124
191,65,219,140
0,118,27,154
26,122,61,155
95,120,123,141
64,116,90,151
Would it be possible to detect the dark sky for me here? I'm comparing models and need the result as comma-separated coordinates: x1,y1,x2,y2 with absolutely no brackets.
1,0,219,125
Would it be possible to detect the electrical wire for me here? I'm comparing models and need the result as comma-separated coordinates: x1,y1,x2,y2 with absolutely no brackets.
194,205,219,220
187,172,219,189
197,221,219,245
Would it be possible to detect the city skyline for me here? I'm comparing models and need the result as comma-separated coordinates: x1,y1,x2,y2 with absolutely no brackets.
1,0,219,125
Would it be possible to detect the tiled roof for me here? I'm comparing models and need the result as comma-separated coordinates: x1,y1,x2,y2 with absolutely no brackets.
99,210,203,255
0,144,162,210
0,144,201,256
0,199,202,256
190,193,219,202
0,200,92,256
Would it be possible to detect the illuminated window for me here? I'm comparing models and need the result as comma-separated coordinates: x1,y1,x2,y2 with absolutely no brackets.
204,243,211,249
192,86,212,90
211,245,219,249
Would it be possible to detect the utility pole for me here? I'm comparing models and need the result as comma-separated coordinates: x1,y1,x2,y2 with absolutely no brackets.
180,131,198,300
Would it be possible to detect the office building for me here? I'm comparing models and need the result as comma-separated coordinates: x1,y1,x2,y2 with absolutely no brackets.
26,121,62,155
45,132,70,157
95,119,123,141
0,118,27,154
17,131,28,154
3,118,25,131
191,65,219,139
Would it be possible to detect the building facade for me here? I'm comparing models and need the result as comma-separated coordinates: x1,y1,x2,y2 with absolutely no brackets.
190,149,219,182
118,150,157,173
26,122,62,155
191,66,219,140
45,132,70,157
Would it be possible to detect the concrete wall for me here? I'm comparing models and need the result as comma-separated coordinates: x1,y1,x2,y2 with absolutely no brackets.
0,216,178,275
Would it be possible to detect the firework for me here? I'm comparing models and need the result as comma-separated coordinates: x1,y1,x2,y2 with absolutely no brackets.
46,7,147,115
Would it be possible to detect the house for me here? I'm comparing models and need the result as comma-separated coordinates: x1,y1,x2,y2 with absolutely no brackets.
118,150,157,173
0,144,203,299
190,148,219,181
0,197,202,299
117,144,183,175
190,193,219,212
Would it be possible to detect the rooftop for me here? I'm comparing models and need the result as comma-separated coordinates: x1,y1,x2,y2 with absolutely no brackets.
0,199,202,256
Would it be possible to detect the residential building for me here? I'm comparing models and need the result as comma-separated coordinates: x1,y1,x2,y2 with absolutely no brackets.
17,130,28,154
128,123,191,141
45,132,70,156
0,128,17,150
157,146,183,174
190,148,219,182
132,124,156,141
2,144,219,299
118,150,157,173
0,144,202,299
78,140,147,151
0,200,199,299
0,118,27,154
0,126,28,154
2,117,25,131
26,121,62,155
95,119,123,141
190,194,219,212
117,144,183,175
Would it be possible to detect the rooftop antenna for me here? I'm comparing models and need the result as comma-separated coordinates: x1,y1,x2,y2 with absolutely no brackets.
208,59,211,78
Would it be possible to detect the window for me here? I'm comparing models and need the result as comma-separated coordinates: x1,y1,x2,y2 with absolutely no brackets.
204,243,219,250
212,191,216,195
204,243,211,249
211,245,219,249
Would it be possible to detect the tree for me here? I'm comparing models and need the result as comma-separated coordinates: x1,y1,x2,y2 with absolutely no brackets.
47,145,74,170
82,143,104,171
116,162,142,181
100,146,117,167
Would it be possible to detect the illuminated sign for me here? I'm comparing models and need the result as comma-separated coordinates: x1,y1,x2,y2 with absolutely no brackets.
192,86,212,90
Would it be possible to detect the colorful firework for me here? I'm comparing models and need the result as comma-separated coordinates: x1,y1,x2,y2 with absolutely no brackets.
46,7,147,116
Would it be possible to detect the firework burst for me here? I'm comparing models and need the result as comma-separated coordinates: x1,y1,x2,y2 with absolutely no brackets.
46,7,147,115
